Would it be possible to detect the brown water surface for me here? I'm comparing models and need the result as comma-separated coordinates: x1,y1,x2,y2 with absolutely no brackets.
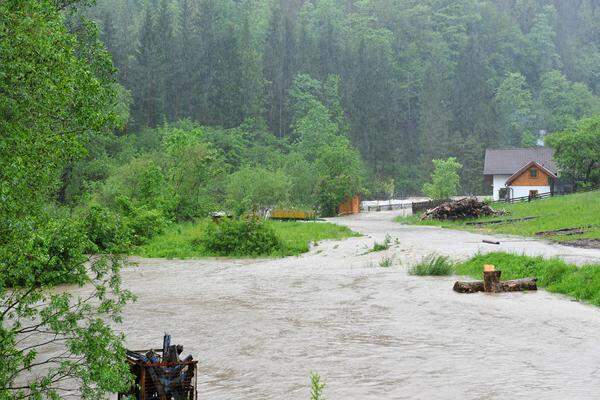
116,211,600,399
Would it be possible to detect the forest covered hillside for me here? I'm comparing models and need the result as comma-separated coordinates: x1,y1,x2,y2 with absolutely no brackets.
86,0,600,194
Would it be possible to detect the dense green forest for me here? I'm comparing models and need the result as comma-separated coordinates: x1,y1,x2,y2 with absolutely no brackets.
84,0,600,195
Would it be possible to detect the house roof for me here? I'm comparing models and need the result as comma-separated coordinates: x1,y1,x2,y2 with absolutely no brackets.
505,161,558,186
483,147,557,175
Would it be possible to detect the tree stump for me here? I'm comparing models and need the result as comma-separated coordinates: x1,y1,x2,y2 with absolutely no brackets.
453,264,537,294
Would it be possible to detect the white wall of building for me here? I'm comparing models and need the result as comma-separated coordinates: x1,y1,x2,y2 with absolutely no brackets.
492,174,511,201
510,185,551,199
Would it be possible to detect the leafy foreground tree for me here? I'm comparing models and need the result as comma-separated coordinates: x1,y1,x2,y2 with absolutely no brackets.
422,158,463,200
1,0,134,398
546,116,600,188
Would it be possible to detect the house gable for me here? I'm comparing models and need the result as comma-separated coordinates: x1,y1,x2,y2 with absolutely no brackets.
505,161,557,187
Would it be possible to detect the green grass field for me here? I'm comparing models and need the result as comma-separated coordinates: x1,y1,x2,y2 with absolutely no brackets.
455,252,600,306
135,219,359,259
398,190,600,243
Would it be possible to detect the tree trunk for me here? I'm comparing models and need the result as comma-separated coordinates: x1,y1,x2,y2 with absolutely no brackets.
483,270,501,292
453,277,537,293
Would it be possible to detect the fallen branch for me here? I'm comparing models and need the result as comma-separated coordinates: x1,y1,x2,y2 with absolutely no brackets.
482,239,500,245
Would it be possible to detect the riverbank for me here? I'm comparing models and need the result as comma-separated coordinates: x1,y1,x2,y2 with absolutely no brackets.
455,252,600,306
396,190,600,248
134,219,359,258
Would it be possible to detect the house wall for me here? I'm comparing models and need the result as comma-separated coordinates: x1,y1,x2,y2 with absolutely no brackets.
510,185,551,198
510,167,551,186
492,175,511,201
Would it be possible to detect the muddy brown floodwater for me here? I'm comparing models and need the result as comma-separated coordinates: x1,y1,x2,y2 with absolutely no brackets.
117,211,600,399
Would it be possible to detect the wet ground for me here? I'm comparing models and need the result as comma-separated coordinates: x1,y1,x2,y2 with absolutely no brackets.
119,210,600,399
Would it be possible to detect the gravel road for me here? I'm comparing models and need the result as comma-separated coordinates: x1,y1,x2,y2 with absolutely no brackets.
118,210,600,399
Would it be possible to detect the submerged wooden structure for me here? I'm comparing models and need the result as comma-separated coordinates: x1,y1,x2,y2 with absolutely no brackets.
119,335,198,400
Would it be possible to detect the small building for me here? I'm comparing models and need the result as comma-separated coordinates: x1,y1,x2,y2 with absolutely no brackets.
483,148,558,201
338,195,360,215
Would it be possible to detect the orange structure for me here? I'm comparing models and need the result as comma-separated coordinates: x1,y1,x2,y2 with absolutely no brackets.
270,209,316,220
338,195,360,215
505,161,556,187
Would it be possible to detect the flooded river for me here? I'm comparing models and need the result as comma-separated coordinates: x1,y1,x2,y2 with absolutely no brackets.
119,211,600,399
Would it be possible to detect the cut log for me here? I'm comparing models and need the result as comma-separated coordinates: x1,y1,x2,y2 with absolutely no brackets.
497,277,538,292
453,280,484,293
483,270,501,292
453,277,537,293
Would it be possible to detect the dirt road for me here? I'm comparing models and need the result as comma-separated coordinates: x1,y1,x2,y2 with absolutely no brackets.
120,211,600,399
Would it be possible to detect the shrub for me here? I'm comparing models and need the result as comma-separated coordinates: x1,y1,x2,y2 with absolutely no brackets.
409,254,454,276
201,218,284,256
82,205,131,252
2,217,90,287
226,166,291,215
123,206,168,246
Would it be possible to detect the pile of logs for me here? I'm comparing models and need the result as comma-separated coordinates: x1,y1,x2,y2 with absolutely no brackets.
120,334,197,400
420,197,502,220
453,264,537,293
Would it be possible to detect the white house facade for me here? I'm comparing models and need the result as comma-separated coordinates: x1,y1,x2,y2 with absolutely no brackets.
484,148,557,201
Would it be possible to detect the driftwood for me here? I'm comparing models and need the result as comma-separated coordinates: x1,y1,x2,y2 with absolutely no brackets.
121,334,197,400
421,198,502,220
482,239,500,245
454,278,537,293
454,264,537,293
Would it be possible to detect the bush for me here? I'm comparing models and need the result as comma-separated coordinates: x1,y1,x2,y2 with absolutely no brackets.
201,218,284,256
1,217,90,287
409,254,454,276
82,205,131,252
225,166,291,215
120,202,169,246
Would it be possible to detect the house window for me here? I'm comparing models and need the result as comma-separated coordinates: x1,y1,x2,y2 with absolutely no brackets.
529,168,537,178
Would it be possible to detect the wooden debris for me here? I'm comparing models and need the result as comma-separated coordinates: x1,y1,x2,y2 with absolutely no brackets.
453,278,537,293
120,334,197,400
420,198,502,220
483,267,501,292
453,264,537,294
482,239,500,245
465,216,536,226
535,225,593,237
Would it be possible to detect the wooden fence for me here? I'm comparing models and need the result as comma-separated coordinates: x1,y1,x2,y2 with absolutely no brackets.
491,187,597,205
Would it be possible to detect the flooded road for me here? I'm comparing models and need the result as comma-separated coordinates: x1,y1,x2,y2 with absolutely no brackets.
119,211,600,399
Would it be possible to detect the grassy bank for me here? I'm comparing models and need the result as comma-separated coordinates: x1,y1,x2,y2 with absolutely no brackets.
455,252,600,306
398,190,600,243
135,220,358,259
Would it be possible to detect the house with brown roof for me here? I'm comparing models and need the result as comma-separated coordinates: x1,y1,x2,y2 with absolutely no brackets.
483,148,558,201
